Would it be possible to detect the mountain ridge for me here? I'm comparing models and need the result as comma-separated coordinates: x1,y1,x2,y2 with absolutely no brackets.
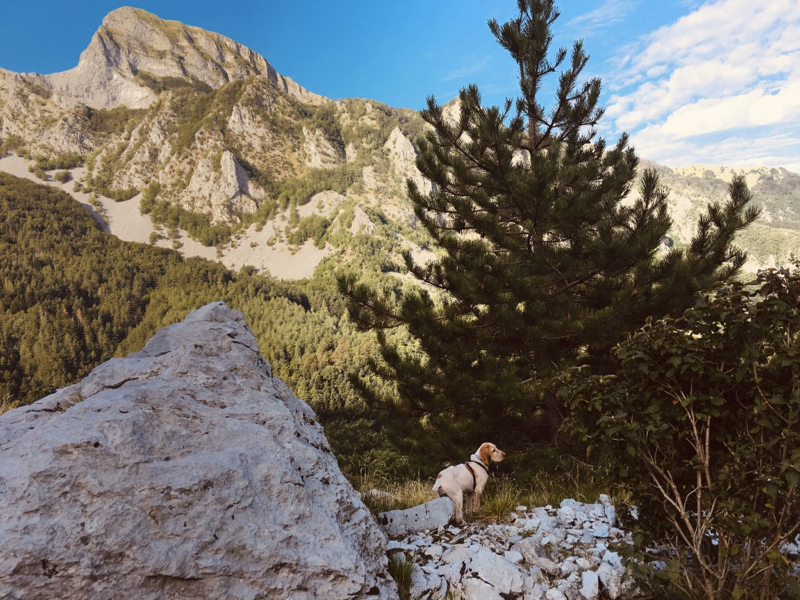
0,6,797,276
45,7,327,109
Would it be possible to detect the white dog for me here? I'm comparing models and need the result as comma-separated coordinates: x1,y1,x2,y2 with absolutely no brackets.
432,442,506,524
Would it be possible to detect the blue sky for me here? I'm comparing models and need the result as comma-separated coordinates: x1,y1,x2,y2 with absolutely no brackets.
1,1,799,173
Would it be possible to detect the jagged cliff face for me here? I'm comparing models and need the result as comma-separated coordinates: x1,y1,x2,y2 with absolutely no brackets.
0,6,798,273
46,7,326,110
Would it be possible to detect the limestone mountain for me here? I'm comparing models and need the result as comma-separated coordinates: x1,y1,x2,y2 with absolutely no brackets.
641,160,800,271
0,6,797,277
0,6,431,277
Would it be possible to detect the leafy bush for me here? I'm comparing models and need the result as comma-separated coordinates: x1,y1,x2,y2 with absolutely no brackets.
100,186,139,202
167,80,246,155
141,181,161,204
560,267,800,598
35,152,84,170
28,164,47,180
287,214,331,248
0,134,26,156
53,170,71,184
84,105,148,137
274,164,357,209
135,70,212,95
141,197,231,247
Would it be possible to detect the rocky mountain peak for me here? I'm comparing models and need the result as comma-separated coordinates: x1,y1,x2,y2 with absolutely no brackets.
45,6,326,109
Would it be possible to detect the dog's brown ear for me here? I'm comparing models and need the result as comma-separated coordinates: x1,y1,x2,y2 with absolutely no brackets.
479,443,493,464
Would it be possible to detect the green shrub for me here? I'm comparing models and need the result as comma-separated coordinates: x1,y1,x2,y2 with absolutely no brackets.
561,267,800,599
28,164,47,180
0,134,26,156
135,70,211,95
53,170,71,184
274,164,357,209
141,197,230,247
287,214,331,248
84,106,147,137
35,152,84,170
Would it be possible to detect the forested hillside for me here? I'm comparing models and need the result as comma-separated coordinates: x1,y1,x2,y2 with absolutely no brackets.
0,172,432,477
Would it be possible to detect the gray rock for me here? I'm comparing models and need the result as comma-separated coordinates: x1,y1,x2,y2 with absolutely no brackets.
410,562,446,600
378,496,455,537
0,302,396,600
390,496,640,599
536,556,563,578
592,525,610,539
512,536,549,563
597,562,625,599
579,570,600,599
464,546,526,594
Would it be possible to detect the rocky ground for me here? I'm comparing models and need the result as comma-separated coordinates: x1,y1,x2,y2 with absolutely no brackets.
387,497,629,600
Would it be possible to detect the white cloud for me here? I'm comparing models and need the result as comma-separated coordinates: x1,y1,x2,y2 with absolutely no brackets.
566,0,637,36
630,123,800,172
659,81,800,137
603,0,800,170
442,55,492,82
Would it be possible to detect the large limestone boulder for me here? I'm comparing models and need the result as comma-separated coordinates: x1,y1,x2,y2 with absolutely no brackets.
0,302,397,599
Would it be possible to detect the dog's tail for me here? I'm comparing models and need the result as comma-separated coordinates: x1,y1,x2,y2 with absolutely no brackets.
432,473,444,495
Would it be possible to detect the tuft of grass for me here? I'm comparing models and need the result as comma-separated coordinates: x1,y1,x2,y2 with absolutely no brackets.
388,553,415,600
477,477,525,522
0,394,19,417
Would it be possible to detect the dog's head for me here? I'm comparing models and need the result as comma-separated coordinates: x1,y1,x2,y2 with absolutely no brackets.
478,442,506,464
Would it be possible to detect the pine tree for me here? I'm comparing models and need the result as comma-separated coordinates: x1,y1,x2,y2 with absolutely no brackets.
340,0,758,447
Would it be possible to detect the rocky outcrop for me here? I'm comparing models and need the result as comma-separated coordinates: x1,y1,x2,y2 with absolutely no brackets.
183,150,263,221
0,302,397,600
45,7,326,109
383,127,431,197
0,70,94,156
387,497,629,600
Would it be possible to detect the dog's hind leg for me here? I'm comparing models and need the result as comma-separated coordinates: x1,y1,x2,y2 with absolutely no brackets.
445,487,464,524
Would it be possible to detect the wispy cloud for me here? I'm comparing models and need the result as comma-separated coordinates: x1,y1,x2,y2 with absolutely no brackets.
442,55,492,82
566,0,637,37
603,0,800,170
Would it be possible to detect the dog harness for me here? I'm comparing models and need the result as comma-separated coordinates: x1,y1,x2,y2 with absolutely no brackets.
465,459,490,492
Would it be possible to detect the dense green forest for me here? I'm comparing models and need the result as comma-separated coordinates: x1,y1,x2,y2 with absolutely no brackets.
0,172,429,477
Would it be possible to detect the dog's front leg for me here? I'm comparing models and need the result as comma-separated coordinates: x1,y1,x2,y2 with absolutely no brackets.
473,490,482,513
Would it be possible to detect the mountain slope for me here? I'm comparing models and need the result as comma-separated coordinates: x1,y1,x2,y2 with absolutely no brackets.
0,6,797,279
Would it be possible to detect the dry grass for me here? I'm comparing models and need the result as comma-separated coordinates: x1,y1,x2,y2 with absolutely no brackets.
0,394,19,417
357,471,438,514
356,461,631,524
